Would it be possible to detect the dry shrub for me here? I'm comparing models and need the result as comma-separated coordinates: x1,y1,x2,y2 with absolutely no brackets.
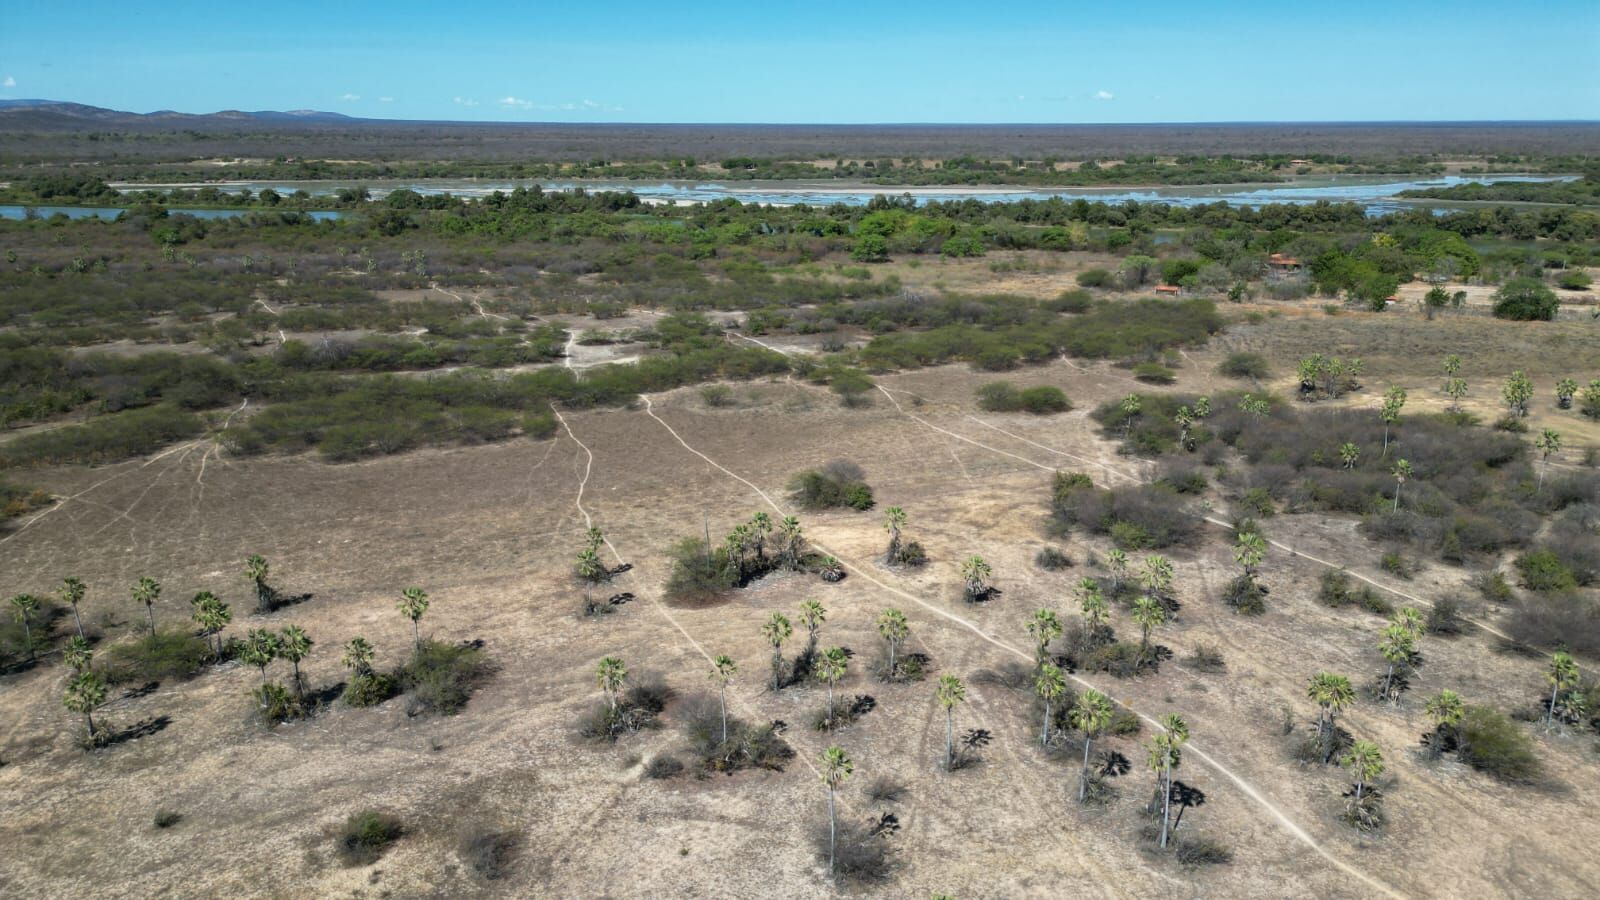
812,820,894,884
337,810,404,866
1507,594,1600,657
1455,705,1541,783
457,825,520,880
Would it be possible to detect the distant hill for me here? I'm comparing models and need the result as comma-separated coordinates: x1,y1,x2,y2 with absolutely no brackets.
0,99,358,129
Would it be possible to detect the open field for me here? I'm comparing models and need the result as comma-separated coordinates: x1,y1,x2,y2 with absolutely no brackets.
2,344,1598,897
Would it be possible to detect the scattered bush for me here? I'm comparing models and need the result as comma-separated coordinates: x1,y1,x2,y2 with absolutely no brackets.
813,820,894,883
1515,550,1578,593
865,775,906,803
1316,570,1393,616
343,672,399,707
644,755,685,780
1076,268,1113,288
1426,598,1468,636
1222,575,1267,615
1217,352,1270,380
1034,547,1073,571
1132,362,1176,384
457,825,520,881
1174,834,1234,867
789,460,874,511
1507,594,1600,657
400,640,492,716
1379,551,1417,580
102,630,211,683
1474,570,1515,603
1051,482,1197,549
1455,705,1541,783
1186,644,1226,673
679,694,793,773
337,810,404,866
976,381,1071,414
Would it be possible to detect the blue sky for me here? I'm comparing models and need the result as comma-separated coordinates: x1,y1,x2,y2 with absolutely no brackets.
2,1,1596,123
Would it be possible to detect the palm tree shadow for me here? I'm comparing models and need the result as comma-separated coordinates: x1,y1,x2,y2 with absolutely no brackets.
262,590,315,614
120,681,160,700
97,715,172,748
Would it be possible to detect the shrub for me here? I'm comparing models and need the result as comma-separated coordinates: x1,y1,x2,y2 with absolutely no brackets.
679,694,793,773
1379,551,1417,580
400,640,492,716
1049,289,1094,313
865,775,906,803
153,810,182,829
644,755,684,780
975,381,1021,412
1076,268,1113,288
1492,277,1559,321
103,630,211,683
1455,705,1541,782
788,460,874,511
1034,547,1073,571
338,810,404,866
1082,641,1146,678
1507,594,1600,657
1175,834,1233,867
1426,598,1467,636
1051,483,1197,549
1187,644,1226,673
253,681,302,726
1222,575,1267,615
1557,270,1593,291
343,672,399,707
1132,362,1176,384
1474,570,1515,603
1217,352,1270,380
700,384,734,408
1514,550,1577,593
976,382,1070,414
1316,570,1392,616
813,820,893,883
457,825,519,880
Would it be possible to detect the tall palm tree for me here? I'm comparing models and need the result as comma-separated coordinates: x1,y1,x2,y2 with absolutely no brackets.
240,628,280,683
63,635,93,673
597,656,627,713
1071,688,1113,802
132,577,161,637
1132,595,1165,663
1555,377,1578,410
1442,353,1461,379
1026,608,1062,669
1120,393,1141,434
1379,387,1406,458
1391,459,1413,512
1233,532,1266,580
1307,671,1355,762
959,556,992,603
815,647,848,730
1034,662,1066,746
749,512,773,563
1139,555,1173,602
1503,370,1533,418
1546,651,1579,728
883,506,907,563
190,592,232,658
778,516,805,570
1174,406,1195,449
1341,739,1384,802
8,594,40,662
876,608,910,679
1076,578,1108,650
1377,624,1415,705
397,587,430,648
1444,377,1468,412
1155,713,1190,848
1535,428,1562,492
798,599,827,656
1424,689,1464,757
1105,549,1129,594
59,576,87,639
709,654,737,743
244,554,272,613
820,745,853,874
342,636,376,678
761,612,792,691
63,670,108,741
936,674,966,771
279,625,313,699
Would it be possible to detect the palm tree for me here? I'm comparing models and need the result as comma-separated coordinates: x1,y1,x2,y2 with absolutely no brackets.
1307,672,1355,762
936,674,966,770
239,628,281,683
397,587,429,648
1442,353,1461,379
244,554,272,613
1379,387,1406,458
749,512,773,563
883,505,907,563
1424,689,1464,757
342,636,376,678
1071,688,1113,802
761,612,792,691
1105,549,1129,594
597,656,627,713
190,592,232,658
709,654,737,743
1120,393,1142,434
815,647,848,730
778,516,805,570
1341,739,1384,803
1555,378,1578,410
1444,377,1468,412
1339,442,1360,469
1393,607,1426,639
1233,531,1266,580
1035,662,1066,747
1148,713,1189,849
59,576,86,639
63,635,93,673
1503,370,1534,418
63,670,108,741
819,745,853,874
1377,624,1415,705
1026,608,1062,669
584,526,605,553
132,577,161,637
1174,406,1195,449
876,608,910,679
798,599,827,656
1132,595,1165,663
1546,651,1579,728
1076,578,1108,650
575,547,606,585
959,555,992,603
8,594,41,662
1535,428,1561,492
279,625,313,699
1139,555,1174,602
1391,459,1413,512
1194,395,1211,418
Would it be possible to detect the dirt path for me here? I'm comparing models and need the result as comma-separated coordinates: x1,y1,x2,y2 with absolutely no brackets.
431,282,508,321
640,394,1404,899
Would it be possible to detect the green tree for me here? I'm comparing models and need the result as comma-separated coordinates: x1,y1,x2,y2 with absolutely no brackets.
815,647,849,730
342,636,375,678
1546,651,1578,728
1341,739,1384,802
1377,623,1415,705
1035,662,1066,747
597,656,627,713
1379,387,1406,458
132,576,161,637
876,608,910,680
1105,549,1129,594
709,654,737,743
936,674,967,771
1424,689,1464,757
797,599,827,657
1026,608,1062,669
1132,595,1166,663
59,576,86,639
959,555,992,603
1149,714,1189,849
1442,354,1462,378
1555,378,1578,410
1120,394,1142,434
1234,531,1266,579
1076,578,1108,650
1503,370,1534,417
190,591,232,658
279,624,313,699
8,594,41,662
1444,377,1468,412
63,635,93,673
1534,428,1561,491
1071,688,1114,802
63,670,108,741
883,505,907,564
820,745,854,874
244,554,272,613
1308,672,1355,762
239,628,281,684
1339,442,1360,469
1491,277,1559,321
1139,554,1174,601
777,516,805,570
1391,459,1413,512
397,587,429,648
761,612,792,691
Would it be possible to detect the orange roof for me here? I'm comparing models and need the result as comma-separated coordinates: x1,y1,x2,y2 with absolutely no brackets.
1154,284,1181,293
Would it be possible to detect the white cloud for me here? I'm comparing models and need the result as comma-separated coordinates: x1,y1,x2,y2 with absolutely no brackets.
499,96,534,110
453,96,480,107
340,93,361,101
1094,90,1114,101
378,96,394,103
2,76,15,88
